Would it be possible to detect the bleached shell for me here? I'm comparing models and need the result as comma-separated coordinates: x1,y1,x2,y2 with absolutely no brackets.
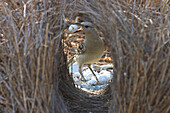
69,24,78,32
83,70,94,80
98,75,109,84
87,80,97,85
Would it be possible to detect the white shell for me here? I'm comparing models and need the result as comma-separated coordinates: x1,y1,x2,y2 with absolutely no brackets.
98,75,109,84
69,24,78,32
87,80,97,85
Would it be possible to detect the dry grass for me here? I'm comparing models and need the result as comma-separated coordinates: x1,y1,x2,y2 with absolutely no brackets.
0,0,169,113
0,0,69,113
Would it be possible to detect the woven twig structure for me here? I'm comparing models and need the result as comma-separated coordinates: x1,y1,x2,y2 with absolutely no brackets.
0,0,169,113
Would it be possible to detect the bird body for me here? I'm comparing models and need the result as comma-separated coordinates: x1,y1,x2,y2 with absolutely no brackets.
69,22,105,83
76,31,105,66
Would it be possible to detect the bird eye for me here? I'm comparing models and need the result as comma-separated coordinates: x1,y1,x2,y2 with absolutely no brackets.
84,26,89,28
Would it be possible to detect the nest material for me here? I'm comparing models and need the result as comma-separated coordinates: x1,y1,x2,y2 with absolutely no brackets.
0,0,169,113
60,77,112,113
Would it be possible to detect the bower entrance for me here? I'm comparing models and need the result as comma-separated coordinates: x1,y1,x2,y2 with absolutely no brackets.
61,14,113,112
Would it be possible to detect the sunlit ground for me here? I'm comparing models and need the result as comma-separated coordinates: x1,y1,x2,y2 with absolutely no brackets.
69,63,113,92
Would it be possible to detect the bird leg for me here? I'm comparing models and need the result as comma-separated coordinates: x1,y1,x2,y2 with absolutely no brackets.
88,64,99,83
79,65,86,81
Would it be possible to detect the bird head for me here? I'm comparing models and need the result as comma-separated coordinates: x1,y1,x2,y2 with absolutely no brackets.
69,22,94,34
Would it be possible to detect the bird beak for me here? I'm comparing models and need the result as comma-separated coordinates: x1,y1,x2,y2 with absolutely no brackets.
79,26,83,31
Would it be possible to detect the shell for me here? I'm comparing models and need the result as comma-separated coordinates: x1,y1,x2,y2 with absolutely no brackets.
69,24,78,32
